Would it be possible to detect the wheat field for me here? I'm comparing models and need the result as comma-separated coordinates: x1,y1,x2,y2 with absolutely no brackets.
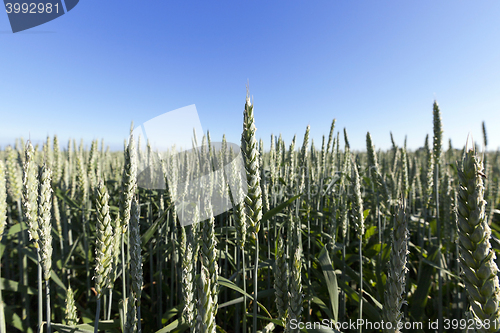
0,95,499,333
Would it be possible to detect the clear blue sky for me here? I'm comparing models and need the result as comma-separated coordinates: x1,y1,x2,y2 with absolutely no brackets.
1,0,499,152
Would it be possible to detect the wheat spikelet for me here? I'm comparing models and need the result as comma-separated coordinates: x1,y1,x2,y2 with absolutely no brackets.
285,135,296,194
310,138,317,182
287,247,302,333
457,149,500,332
94,179,114,298
196,263,216,333
38,164,53,281
383,200,409,333
326,119,336,156
269,134,277,189
65,286,79,326
129,198,143,303
241,92,262,239
231,159,247,250
259,138,270,214
43,136,52,169
339,147,351,241
5,146,22,203
201,202,219,316
180,225,196,326
366,132,390,208
274,235,288,325
125,197,141,330
52,194,63,250
319,135,326,178
23,142,40,246
298,125,310,193
443,171,453,245
276,134,284,179
120,134,137,234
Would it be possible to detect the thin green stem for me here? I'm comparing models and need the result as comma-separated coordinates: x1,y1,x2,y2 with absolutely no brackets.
242,248,247,333
121,233,126,328
107,289,113,320
94,298,101,333
45,280,51,333
37,251,42,333
358,239,363,333
253,236,259,333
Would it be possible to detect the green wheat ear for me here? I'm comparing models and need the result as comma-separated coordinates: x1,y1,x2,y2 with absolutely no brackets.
65,286,79,326
287,247,303,333
196,263,216,333
241,92,262,239
180,225,195,327
383,199,409,333
457,149,500,332
129,198,143,302
38,164,53,282
94,179,114,299
6,145,22,203
23,142,39,246
274,234,288,325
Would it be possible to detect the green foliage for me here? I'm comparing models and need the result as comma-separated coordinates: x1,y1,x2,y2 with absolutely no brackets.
0,99,498,333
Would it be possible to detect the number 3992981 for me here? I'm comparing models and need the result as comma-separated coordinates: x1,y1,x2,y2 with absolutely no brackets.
5,3,60,14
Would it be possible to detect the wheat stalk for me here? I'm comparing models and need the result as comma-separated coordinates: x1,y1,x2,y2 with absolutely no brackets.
433,101,443,166
352,161,364,333
298,125,310,194
6,146,22,203
23,142,39,245
94,179,114,298
21,141,44,330
124,291,138,333
65,286,79,326
38,164,53,280
87,140,98,191
52,135,61,185
0,161,6,242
